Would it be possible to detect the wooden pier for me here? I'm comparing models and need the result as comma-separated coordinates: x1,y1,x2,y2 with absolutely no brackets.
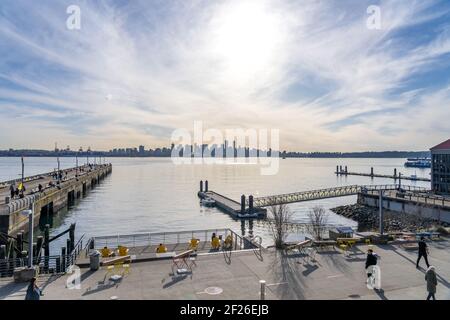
0,164,112,238
197,180,267,219
335,165,431,182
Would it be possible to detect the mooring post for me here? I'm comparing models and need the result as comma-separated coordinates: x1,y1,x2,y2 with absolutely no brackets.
56,257,61,273
205,180,208,192
394,168,397,178
345,166,348,174
241,195,246,214
249,195,254,215
371,167,374,177
336,165,339,174
69,223,75,252
200,180,203,192
379,190,384,235
61,247,66,272
339,165,342,173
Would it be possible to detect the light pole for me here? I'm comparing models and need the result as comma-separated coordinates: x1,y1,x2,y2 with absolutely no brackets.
21,156,24,185
57,157,61,182
21,204,35,267
379,190,384,235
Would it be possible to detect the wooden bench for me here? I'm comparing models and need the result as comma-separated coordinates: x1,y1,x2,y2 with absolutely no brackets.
313,240,337,250
102,255,131,266
284,239,312,252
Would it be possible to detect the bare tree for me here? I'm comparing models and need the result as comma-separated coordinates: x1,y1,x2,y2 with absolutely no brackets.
267,204,292,249
306,206,329,240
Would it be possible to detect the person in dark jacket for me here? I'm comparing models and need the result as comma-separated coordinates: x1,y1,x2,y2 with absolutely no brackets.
425,266,438,300
365,249,378,278
417,236,430,268
25,277,42,300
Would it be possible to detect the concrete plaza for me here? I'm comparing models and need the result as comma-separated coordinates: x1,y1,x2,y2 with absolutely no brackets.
1,239,449,300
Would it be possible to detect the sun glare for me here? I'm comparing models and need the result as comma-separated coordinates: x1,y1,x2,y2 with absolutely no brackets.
208,1,284,83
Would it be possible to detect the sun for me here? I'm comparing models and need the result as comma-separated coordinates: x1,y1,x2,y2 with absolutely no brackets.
208,1,284,83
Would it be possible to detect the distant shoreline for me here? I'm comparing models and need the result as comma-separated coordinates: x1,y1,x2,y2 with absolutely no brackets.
0,152,430,159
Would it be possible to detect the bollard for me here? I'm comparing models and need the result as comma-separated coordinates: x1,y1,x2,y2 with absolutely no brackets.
205,180,208,192
248,196,253,215
61,247,66,272
56,257,61,273
200,180,203,192
241,195,246,214
69,224,75,252
260,280,266,300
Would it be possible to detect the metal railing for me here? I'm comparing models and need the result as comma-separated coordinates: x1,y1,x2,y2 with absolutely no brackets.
250,184,429,207
85,228,251,257
0,235,84,278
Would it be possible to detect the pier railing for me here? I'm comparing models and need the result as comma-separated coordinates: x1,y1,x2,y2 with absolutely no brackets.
0,235,84,278
85,228,250,256
250,184,429,207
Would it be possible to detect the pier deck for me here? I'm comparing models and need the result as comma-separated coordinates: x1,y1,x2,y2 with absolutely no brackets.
3,238,449,300
0,164,112,236
198,191,267,219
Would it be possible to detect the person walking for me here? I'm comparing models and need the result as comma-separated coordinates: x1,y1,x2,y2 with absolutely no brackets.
25,277,43,300
417,236,430,269
425,266,438,300
365,248,380,289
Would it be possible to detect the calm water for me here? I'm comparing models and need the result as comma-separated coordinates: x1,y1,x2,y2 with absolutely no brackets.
0,157,431,249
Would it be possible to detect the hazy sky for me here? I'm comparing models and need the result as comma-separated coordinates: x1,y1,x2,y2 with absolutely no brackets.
1,0,450,151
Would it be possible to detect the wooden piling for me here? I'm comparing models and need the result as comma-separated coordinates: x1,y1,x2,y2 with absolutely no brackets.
200,180,203,192
69,223,75,252
241,195,246,214
249,195,254,214
205,180,209,192
61,247,66,272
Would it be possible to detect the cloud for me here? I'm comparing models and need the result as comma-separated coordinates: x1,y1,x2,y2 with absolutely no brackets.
0,0,449,151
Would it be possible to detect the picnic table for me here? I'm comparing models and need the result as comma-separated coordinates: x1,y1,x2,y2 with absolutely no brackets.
171,250,196,273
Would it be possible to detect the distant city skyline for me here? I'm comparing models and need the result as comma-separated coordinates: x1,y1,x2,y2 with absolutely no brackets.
1,1,450,151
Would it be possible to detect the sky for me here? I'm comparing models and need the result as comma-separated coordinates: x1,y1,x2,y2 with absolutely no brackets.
0,0,450,152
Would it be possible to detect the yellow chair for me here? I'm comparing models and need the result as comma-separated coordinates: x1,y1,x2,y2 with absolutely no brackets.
365,238,371,245
339,244,348,255
101,247,113,258
189,239,200,250
223,235,233,249
122,263,131,275
211,237,220,249
118,245,129,256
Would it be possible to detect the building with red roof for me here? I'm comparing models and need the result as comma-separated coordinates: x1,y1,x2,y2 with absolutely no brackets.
431,139,450,195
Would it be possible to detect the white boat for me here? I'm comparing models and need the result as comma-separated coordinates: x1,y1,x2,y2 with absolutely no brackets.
201,197,216,207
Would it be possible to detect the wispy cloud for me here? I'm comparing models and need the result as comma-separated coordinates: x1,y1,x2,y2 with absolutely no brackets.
0,0,450,151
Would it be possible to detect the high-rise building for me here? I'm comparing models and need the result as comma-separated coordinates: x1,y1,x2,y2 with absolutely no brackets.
139,145,145,154
431,139,450,195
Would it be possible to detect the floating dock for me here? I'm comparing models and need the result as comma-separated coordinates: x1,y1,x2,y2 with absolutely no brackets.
197,180,267,219
0,164,112,238
335,166,431,182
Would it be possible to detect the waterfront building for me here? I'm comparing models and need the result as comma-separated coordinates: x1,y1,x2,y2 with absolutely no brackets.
431,138,450,195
